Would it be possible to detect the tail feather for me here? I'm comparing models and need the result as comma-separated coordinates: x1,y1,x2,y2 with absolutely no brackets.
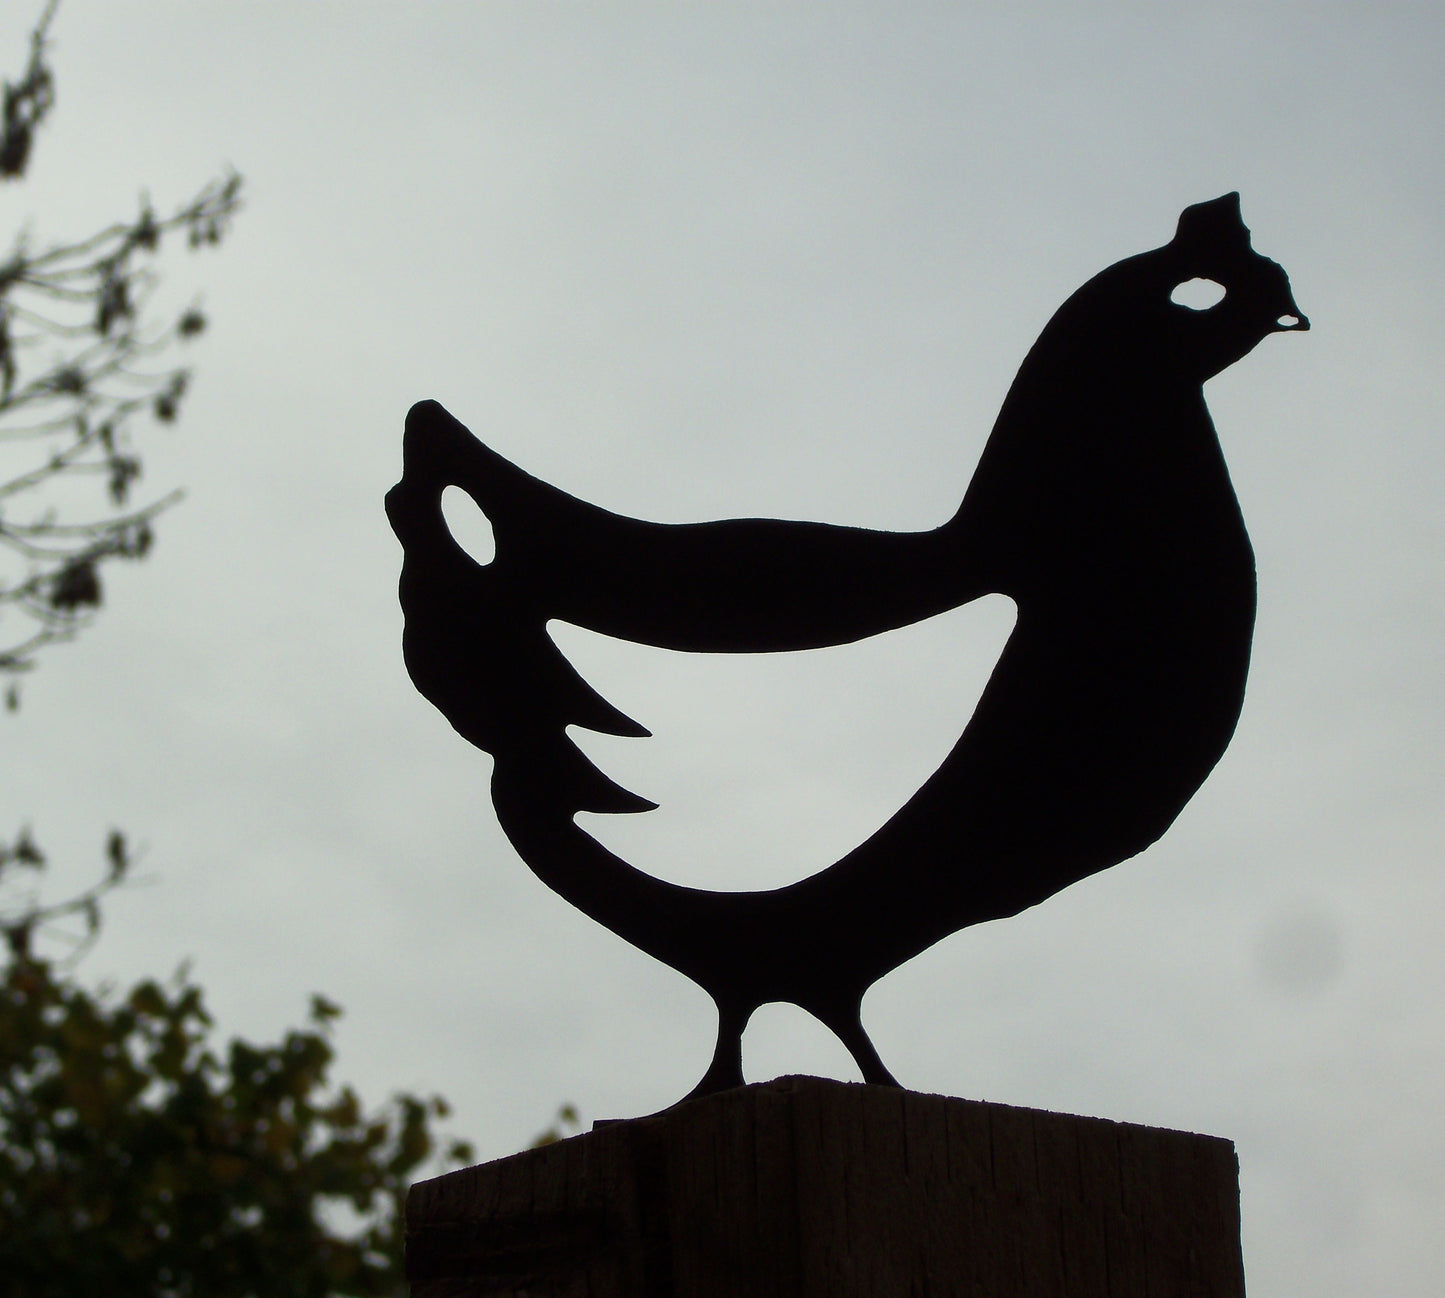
391,400,656,820
546,629,650,741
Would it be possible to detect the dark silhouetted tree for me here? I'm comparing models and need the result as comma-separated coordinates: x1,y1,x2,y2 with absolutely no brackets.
1,10,484,1293
1,850,475,1298
0,0,240,704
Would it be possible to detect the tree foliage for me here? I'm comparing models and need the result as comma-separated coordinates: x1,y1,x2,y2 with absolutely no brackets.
0,0,241,699
1,9,486,1294
1,852,475,1298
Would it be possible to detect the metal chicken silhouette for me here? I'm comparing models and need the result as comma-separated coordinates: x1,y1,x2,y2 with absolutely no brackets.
387,194,1307,1101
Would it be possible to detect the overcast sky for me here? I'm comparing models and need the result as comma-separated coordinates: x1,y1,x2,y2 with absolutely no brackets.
4,3,1442,1294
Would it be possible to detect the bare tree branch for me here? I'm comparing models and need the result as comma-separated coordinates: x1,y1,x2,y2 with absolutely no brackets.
0,4,241,681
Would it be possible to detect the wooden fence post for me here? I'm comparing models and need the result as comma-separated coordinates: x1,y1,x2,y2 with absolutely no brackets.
406,1075,1245,1297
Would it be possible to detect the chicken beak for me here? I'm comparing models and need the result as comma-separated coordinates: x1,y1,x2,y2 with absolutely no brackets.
1274,293,1309,332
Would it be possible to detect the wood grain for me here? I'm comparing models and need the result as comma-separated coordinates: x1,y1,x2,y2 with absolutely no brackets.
406,1077,1245,1297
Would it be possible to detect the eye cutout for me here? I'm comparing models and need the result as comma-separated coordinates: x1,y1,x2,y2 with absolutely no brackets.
1170,277,1227,311
441,484,496,566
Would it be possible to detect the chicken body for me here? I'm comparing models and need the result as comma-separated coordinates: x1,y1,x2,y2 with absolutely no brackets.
386,194,1308,1100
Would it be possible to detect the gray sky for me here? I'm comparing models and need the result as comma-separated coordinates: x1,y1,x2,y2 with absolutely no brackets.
5,3,1443,1293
